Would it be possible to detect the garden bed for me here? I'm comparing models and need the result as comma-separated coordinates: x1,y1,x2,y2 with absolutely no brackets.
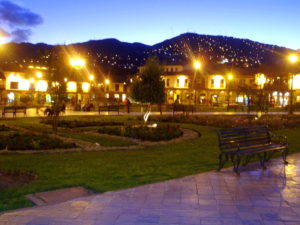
98,124,183,141
144,114,300,130
41,119,124,128
0,171,37,189
0,132,76,150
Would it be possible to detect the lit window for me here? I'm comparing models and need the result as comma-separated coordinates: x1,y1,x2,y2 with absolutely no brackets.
67,82,77,92
36,80,48,92
82,82,90,93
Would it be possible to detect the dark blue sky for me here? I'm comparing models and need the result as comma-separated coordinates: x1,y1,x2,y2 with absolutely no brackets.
6,0,300,49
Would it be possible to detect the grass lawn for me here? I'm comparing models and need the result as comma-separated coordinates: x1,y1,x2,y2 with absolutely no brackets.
0,116,299,212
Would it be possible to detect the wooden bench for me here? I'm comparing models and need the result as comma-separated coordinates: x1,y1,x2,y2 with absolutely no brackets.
2,106,27,117
99,105,120,115
217,126,288,174
172,104,194,115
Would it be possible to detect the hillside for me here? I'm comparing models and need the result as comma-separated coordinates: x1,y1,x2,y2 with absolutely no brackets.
0,33,298,79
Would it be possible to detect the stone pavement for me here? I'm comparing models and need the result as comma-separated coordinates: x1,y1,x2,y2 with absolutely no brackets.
1,154,300,225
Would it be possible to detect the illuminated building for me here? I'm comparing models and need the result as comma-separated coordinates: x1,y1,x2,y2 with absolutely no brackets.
0,67,127,106
136,64,299,107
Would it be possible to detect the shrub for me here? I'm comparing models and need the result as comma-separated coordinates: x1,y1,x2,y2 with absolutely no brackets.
0,125,10,132
97,124,183,141
6,133,34,150
42,120,124,128
124,125,183,141
98,127,122,136
0,132,76,151
143,115,300,130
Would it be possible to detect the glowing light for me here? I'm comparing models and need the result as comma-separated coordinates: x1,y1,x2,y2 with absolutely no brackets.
7,92,14,101
28,65,34,69
105,79,110,85
29,78,35,83
64,78,68,82
36,72,42,78
36,80,48,92
256,74,266,87
177,75,187,88
89,74,94,81
227,73,233,80
67,81,77,92
19,79,30,90
82,82,90,93
122,94,126,102
212,75,224,89
289,54,298,64
193,61,201,70
6,73,30,90
291,74,300,89
70,58,85,69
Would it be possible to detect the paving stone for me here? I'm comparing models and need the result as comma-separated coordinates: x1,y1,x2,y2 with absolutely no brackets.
1,154,300,225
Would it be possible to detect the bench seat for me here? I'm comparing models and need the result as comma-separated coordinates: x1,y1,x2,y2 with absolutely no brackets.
217,126,288,174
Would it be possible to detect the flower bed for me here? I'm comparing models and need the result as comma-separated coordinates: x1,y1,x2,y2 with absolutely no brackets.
0,133,76,150
42,120,124,128
98,124,183,141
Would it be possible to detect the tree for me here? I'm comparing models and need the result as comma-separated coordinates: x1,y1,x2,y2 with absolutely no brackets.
238,83,269,113
130,56,165,105
46,46,68,132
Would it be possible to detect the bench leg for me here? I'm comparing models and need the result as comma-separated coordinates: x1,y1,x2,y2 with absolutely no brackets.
217,153,228,171
242,155,251,166
282,148,289,165
258,153,267,169
230,155,241,175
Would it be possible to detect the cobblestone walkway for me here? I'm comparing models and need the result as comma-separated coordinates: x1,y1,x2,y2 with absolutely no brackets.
1,154,300,225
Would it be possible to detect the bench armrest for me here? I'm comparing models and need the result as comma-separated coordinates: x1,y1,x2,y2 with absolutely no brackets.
270,132,288,146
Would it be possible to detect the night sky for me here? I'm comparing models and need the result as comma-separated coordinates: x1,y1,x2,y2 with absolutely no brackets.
0,0,299,49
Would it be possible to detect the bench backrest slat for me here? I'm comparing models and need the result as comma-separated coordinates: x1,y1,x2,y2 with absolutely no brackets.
217,126,270,151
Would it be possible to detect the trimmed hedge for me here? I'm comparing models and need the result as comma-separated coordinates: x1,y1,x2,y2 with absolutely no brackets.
0,125,10,132
141,114,300,130
42,120,124,128
0,133,76,150
98,124,183,141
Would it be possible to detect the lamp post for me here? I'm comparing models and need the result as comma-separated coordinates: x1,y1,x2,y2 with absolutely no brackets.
226,73,233,111
69,57,86,105
288,54,298,114
193,60,201,105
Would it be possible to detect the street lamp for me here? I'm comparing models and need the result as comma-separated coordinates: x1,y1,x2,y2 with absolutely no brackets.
227,73,233,111
193,60,201,105
89,74,95,81
288,54,299,114
70,58,86,70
